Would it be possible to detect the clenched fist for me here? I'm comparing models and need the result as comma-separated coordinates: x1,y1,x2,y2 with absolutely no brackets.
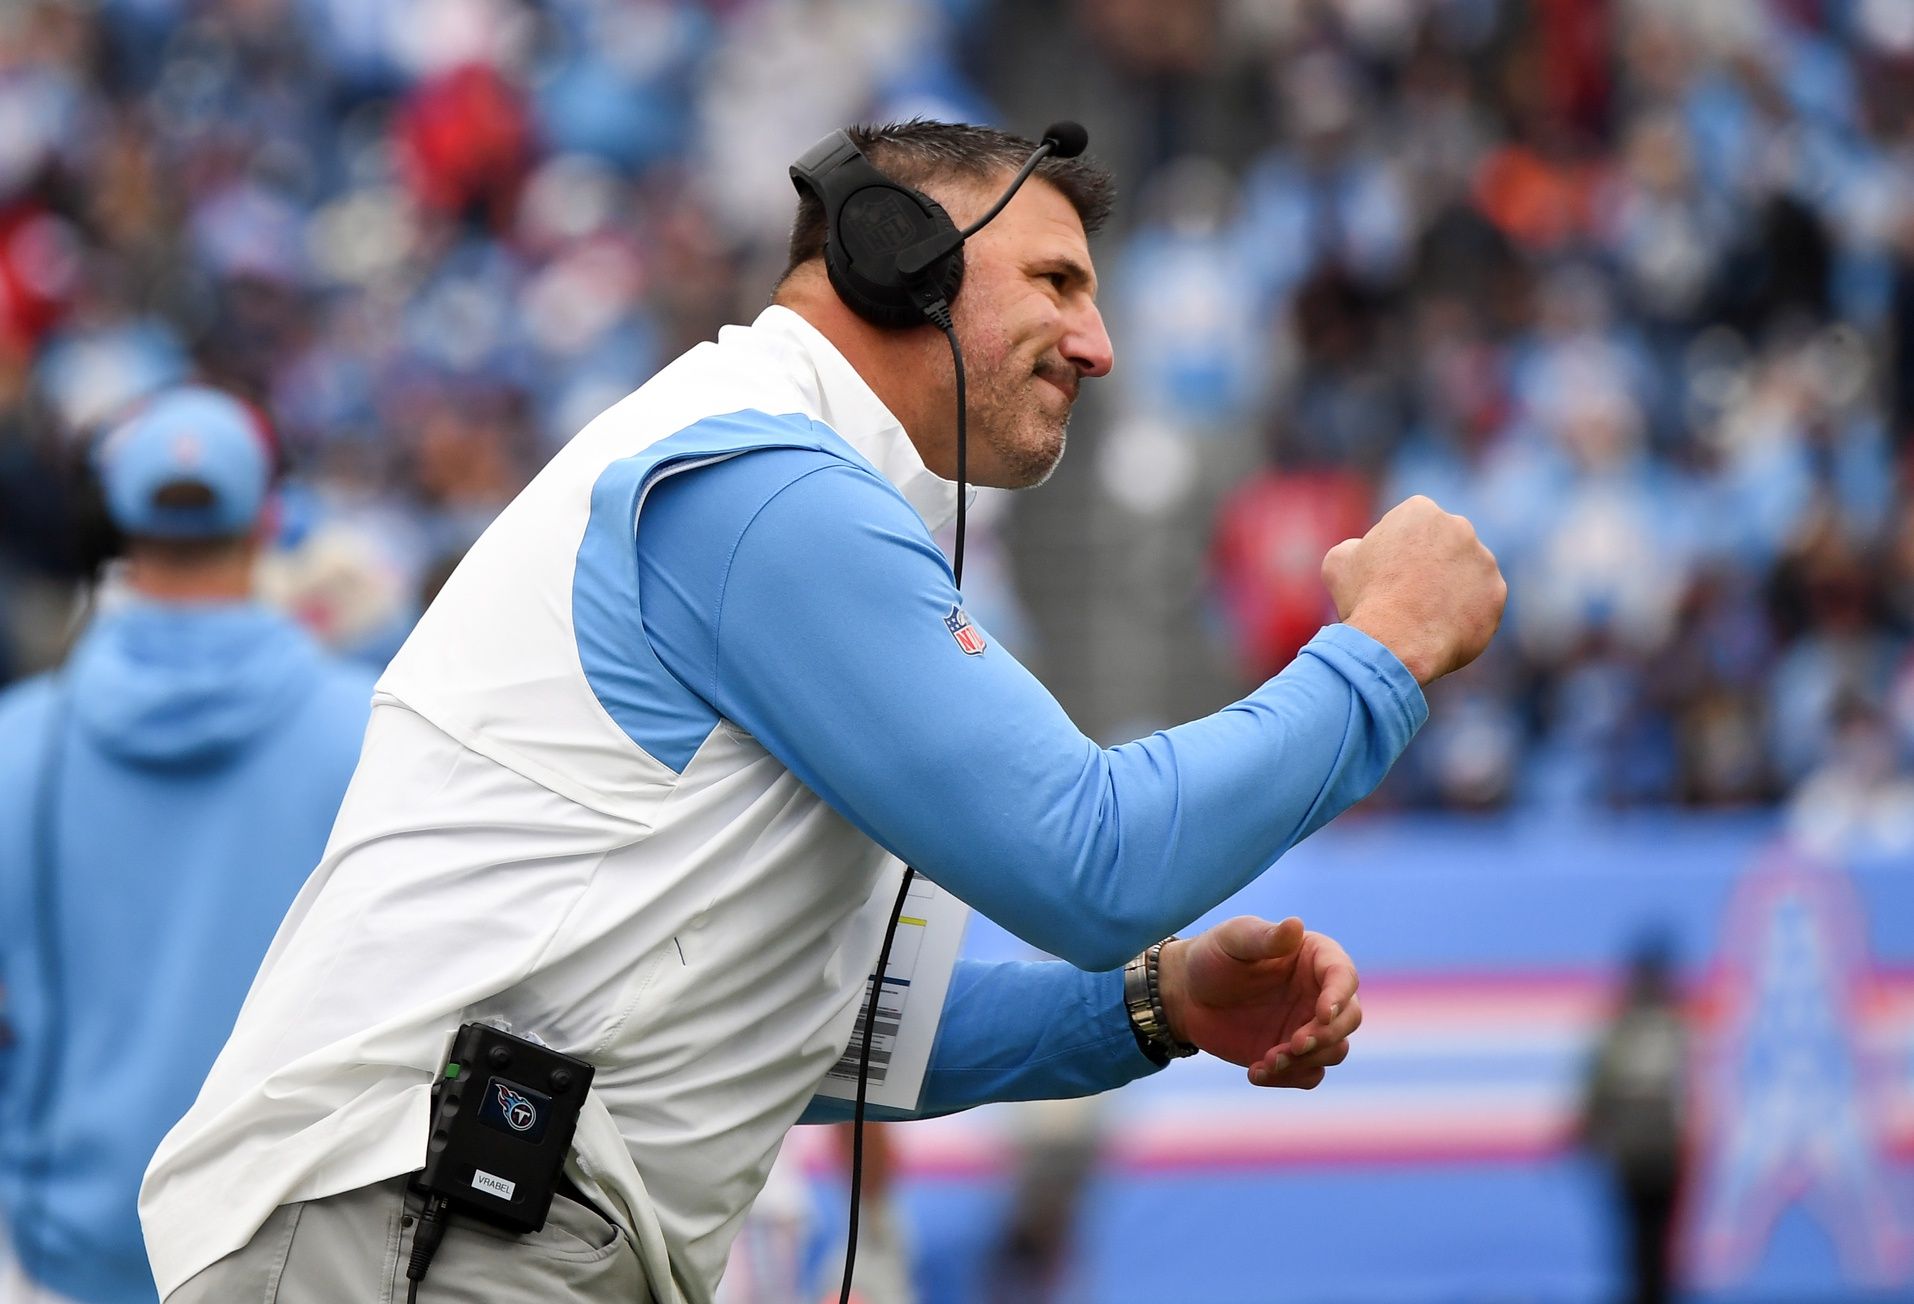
1322,495,1506,685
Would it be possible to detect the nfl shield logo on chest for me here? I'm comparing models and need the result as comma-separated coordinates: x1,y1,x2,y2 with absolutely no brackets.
944,604,986,655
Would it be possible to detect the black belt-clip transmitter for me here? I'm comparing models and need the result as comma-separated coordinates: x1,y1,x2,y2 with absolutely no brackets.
416,1021,596,1233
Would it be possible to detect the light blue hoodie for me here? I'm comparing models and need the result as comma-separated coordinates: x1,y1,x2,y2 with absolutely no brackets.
0,601,374,1304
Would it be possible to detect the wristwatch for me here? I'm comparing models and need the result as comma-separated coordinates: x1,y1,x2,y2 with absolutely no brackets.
1124,937,1198,1065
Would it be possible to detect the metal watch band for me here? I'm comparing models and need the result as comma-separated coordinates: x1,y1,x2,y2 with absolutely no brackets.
1124,937,1198,1064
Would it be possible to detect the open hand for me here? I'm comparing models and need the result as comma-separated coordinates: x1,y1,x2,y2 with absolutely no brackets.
1155,915,1361,1089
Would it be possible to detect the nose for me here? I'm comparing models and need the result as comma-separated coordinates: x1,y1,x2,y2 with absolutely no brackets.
1062,300,1114,379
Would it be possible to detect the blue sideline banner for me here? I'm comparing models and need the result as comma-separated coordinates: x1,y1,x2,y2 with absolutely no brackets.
873,814,1914,1304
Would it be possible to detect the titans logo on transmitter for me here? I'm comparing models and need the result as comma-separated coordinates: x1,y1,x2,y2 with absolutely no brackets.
478,1077,553,1143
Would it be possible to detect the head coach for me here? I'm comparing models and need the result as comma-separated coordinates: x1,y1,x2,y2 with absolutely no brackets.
139,121,1505,1304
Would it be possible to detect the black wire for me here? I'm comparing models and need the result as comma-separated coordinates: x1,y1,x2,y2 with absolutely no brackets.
898,144,1057,282
838,866,919,1304
406,1194,449,1303
954,143,1055,241
839,315,967,1304
943,322,968,589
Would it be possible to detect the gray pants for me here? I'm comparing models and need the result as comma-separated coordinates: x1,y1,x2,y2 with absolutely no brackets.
166,1176,652,1303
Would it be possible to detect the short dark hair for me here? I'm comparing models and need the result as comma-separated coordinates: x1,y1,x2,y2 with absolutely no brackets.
127,479,251,561
149,479,218,513
779,119,1115,285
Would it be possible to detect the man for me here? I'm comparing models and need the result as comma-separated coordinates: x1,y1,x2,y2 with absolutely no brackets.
141,122,1505,1303
1580,939,1690,1304
0,386,376,1303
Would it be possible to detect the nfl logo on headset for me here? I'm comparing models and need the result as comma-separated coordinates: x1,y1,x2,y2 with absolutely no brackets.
945,605,986,655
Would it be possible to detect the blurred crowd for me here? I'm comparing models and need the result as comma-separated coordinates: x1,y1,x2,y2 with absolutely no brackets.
2,0,1913,844
1005,0,1914,841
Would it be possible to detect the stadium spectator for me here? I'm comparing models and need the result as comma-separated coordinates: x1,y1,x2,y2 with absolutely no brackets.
1579,937,1691,1304
0,385,375,1303
1208,433,1373,682
1787,695,1914,858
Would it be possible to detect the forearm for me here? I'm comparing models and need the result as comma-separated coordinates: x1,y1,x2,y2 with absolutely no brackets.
1002,624,1422,968
800,959,1156,1123
641,451,1427,971
723,570,1424,970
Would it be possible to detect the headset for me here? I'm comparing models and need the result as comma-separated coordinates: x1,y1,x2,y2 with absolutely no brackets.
788,119,1089,1304
790,119,1087,583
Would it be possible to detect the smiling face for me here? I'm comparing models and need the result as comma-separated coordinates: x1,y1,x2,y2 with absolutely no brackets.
942,175,1114,488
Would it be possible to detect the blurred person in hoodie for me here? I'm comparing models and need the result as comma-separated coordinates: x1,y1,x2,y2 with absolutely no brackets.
0,386,375,1304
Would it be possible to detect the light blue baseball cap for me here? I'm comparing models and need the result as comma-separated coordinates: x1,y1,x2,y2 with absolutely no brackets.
93,386,273,538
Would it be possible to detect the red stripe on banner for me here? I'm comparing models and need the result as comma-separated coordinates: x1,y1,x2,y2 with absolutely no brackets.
810,1115,1589,1178
1883,1099,1914,1161
1115,1133,1581,1171
787,963,1914,1179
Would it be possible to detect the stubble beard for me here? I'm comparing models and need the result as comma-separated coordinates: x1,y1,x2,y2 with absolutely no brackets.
962,355,1072,489
946,295,1074,488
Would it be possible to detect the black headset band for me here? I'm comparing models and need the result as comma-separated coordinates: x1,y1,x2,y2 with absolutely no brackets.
789,129,875,202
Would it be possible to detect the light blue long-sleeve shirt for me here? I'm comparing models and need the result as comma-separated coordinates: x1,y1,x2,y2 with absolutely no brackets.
632,444,1426,1119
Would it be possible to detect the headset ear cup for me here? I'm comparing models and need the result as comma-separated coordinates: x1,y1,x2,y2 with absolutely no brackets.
824,249,961,329
790,129,966,329
827,184,963,328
